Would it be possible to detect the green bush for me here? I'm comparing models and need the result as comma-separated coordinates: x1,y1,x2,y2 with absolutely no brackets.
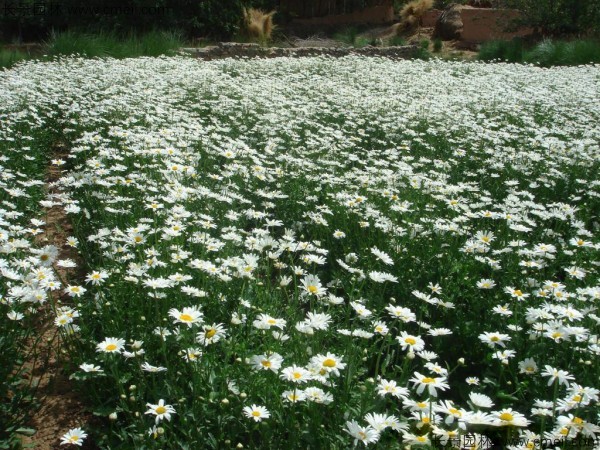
478,38,600,66
478,38,524,63
0,0,273,41
0,50,29,69
46,30,184,58
503,0,600,36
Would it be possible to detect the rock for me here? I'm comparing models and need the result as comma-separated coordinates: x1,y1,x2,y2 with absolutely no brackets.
434,4,467,40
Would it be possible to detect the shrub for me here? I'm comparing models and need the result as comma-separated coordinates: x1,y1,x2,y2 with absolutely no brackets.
400,0,434,30
503,0,600,36
45,30,184,59
243,8,276,44
0,50,29,69
478,38,600,66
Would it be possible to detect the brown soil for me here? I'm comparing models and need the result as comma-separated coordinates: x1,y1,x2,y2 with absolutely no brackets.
20,144,95,450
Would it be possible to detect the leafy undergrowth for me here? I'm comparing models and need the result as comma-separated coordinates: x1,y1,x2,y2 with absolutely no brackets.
0,56,599,449
478,39,600,66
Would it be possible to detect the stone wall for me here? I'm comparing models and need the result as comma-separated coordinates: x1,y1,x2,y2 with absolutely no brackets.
184,43,419,61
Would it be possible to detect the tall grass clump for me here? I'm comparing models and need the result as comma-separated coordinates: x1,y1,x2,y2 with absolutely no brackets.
478,39,524,63
243,8,276,44
399,0,434,30
0,49,29,69
46,30,183,58
479,38,600,66
525,39,600,66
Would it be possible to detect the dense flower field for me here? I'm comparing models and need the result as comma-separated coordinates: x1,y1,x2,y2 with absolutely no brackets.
1,56,599,449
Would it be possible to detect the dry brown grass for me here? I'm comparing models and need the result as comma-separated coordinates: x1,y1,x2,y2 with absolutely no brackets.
399,0,434,31
244,8,276,43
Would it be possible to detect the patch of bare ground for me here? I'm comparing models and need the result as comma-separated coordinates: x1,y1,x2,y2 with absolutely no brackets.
20,144,97,450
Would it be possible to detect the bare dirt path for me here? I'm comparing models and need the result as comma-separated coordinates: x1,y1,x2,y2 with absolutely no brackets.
21,144,95,450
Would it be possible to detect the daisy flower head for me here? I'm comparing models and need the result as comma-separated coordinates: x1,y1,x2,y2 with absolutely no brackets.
397,331,425,352
168,306,203,327
64,285,87,298
249,352,284,372
85,270,108,285
385,304,416,322
145,399,176,424
196,323,226,345
370,246,394,265
243,404,270,422
410,372,449,397
541,365,575,387
183,347,202,362
518,358,538,375
377,378,409,399
478,331,511,348
369,271,398,283
333,230,346,239
282,389,306,403
141,362,167,373
301,274,327,297
469,392,494,409
491,408,530,427
96,337,125,354
60,427,87,446
345,420,380,445
79,363,103,373
280,365,312,384
253,313,286,330
309,353,346,377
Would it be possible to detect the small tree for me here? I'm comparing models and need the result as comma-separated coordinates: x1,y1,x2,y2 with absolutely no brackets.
504,0,600,36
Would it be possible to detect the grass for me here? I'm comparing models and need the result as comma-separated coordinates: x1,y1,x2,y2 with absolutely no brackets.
478,38,600,66
332,27,373,48
45,30,184,58
0,49,30,70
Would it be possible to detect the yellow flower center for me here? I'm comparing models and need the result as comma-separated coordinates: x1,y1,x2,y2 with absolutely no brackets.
251,411,261,417
573,417,583,425
134,236,143,243
180,314,193,322
514,290,523,296
307,285,318,294
105,344,117,351
552,332,562,339
417,402,427,408
293,372,302,379
70,436,79,442
323,358,336,368
422,377,435,384
405,337,416,345
490,336,500,342
416,436,427,442
559,428,569,435
499,412,514,421
422,417,430,423
261,360,271,368
572,395,582,402
205,329,217,338
156,406,166,415
449,408,461,416
267,319,276,325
